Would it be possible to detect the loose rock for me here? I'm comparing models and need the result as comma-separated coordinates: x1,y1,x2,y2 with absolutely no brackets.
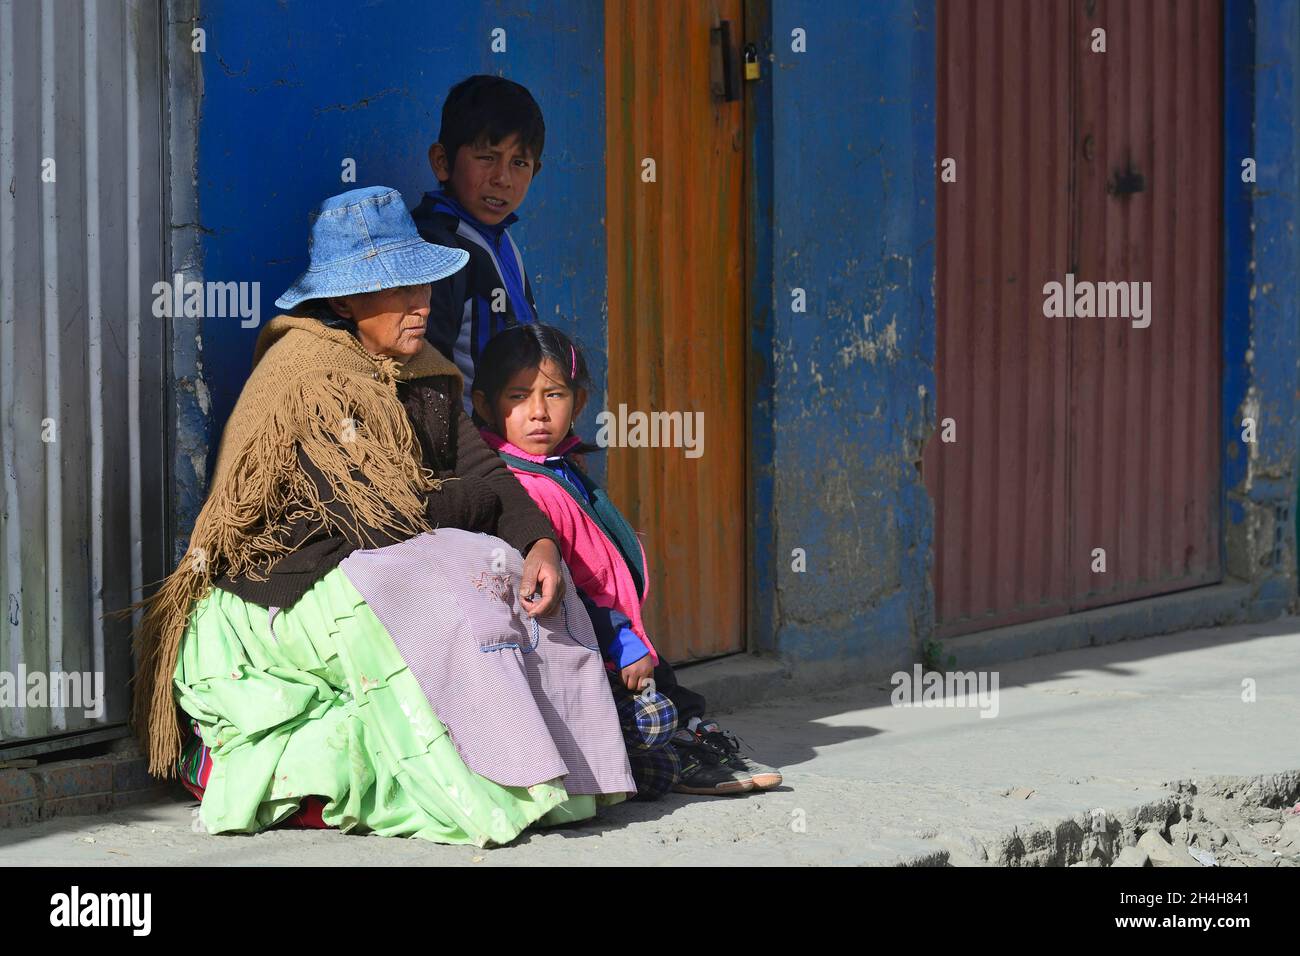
1113,845,1151,867
1137,830,1200,867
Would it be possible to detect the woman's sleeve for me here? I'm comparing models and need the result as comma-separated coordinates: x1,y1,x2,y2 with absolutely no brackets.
453,409,558,556
298,439,497,546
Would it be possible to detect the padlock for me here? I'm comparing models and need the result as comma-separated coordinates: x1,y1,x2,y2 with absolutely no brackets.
744,43,760,81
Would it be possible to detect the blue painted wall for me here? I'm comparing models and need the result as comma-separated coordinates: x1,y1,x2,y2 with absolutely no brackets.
760,0,936,669
183,0,1297,676
194,0,609,477
1222,0,1300,604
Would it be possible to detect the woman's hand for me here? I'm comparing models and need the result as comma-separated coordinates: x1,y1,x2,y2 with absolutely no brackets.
620,655,654,693
520,539,565,617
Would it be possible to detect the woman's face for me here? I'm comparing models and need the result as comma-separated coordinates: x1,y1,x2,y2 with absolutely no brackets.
328,284,431,360
477,357,586,457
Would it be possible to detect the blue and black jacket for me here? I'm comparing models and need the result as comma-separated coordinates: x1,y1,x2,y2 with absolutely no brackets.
411,191,537,411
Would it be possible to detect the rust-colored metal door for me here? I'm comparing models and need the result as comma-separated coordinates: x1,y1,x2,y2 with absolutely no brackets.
1070,0,1222,609
927,0,1223,636
604,0,747,662
929,0,1075,634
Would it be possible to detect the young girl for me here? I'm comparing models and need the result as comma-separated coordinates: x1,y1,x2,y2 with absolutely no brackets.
472,324,782,796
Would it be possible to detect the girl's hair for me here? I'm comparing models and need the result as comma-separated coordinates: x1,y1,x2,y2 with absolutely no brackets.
472,323,591,427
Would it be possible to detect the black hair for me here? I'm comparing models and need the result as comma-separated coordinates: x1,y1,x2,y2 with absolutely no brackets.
472,323,590,429
437,75,545,177
282,297,360,341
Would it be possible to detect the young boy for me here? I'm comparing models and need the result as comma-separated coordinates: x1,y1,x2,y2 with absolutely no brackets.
414,75,781,797
412,75,541,412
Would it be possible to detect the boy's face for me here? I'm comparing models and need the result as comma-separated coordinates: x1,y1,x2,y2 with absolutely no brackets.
429,133,538,226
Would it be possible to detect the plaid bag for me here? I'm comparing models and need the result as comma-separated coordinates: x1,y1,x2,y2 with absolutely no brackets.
609,676,678,750
608,676,680,799
628,745,681,800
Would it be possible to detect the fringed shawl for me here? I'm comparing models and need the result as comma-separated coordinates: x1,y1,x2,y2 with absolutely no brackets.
131,314,462,776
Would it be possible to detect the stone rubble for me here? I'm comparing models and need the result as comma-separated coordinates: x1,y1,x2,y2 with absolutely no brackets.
1103,780,1300,869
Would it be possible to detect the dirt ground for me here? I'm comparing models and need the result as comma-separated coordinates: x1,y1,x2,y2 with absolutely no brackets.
3,616,1299,866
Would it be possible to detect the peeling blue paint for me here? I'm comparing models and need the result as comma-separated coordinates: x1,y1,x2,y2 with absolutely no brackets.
1222,0,1300,589
765,0,935,669
166,0,210,562
1221,0,1254,516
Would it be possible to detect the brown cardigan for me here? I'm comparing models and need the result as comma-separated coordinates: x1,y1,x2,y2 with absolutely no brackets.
216,372,557,609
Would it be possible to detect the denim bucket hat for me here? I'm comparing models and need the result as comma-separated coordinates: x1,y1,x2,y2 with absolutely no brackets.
274,185,469,310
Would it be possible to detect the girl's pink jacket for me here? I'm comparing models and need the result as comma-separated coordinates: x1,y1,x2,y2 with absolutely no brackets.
481,430,660,667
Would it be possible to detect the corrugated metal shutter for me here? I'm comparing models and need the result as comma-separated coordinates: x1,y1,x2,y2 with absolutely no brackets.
0,0,168,756
929,0,1075,632
928,0,1223,636
1070,0,1223,609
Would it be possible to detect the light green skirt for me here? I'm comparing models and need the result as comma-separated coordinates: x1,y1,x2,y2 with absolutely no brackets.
173,567,623,846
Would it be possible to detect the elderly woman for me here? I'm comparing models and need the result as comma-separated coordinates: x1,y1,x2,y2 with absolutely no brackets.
133,186,635,845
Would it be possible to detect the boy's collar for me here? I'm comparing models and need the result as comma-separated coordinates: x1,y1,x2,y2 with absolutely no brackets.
428,189,519,234
480,427,582,463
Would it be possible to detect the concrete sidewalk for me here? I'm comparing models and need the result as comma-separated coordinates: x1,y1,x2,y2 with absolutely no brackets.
2,616,1299,866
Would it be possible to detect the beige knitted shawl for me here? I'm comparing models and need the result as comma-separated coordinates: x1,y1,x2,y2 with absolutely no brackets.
132,314,462,776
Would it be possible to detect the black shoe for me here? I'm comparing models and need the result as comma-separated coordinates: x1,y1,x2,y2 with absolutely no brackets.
696,723,783,790
670,733,754,795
